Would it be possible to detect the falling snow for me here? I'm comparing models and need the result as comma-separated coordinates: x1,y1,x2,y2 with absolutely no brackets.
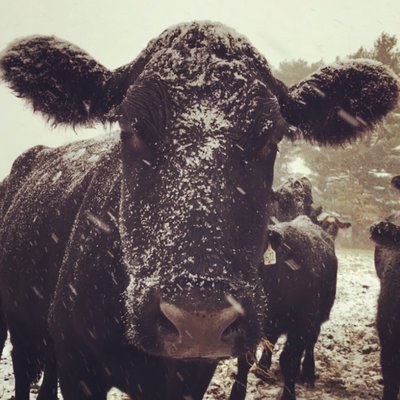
0,249,385,399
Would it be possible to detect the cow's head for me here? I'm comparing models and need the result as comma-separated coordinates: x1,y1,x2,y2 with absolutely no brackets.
317,213,351,240
271,176,315,222
1,22,399,359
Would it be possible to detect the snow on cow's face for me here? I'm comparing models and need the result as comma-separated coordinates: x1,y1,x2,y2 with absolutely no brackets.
102,23,291,358
115,78,282,357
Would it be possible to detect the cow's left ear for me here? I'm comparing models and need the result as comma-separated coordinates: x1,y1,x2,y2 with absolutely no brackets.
0,36,146,126
0,36,115,125
279,60,400,145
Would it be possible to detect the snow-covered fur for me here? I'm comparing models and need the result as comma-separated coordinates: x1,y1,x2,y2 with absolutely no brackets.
0,21,398,400
281,60,400,144
371,180,400,400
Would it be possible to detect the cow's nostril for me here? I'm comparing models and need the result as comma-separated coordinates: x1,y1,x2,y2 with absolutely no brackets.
158,301,242,357
158,307,180,337
221,315,241,339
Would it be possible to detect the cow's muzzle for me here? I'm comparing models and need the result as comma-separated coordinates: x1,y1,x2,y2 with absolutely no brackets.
156,300,241,358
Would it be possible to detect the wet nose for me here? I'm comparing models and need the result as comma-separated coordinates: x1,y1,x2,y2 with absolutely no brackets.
158,301,241,358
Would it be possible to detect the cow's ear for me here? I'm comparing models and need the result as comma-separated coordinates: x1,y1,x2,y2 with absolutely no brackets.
338,221,351,230
279,60,400,145
0,36,114,126
0,35,148,127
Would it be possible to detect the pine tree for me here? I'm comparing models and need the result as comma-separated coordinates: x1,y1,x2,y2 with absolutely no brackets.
273,34,400,248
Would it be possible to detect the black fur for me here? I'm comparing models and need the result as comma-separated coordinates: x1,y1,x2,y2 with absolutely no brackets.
371,224,400,399
371,178,400,399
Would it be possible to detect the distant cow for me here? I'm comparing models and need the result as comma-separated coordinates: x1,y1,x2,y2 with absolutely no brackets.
0,22,398,400
317,212,352,240
229,216,338,400
370,175,400,400
271,176,352,239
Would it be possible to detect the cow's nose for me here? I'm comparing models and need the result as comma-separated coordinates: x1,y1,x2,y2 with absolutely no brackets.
158,300,241,358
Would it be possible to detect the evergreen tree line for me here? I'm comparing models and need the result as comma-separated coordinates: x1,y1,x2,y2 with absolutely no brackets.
273,33,400,248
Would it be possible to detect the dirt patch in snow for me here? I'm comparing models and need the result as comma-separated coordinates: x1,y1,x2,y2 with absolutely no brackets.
0,248,384,399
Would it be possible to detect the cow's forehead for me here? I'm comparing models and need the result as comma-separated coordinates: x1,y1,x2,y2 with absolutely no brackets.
139,22,271,109
143,21,257,82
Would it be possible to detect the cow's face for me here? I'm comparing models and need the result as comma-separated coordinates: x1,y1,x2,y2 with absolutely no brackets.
117,76,286,358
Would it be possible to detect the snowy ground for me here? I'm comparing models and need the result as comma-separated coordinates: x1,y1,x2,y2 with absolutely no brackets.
0,248,385,399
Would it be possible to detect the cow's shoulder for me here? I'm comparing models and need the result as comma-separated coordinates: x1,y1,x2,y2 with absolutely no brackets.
1,135,121,251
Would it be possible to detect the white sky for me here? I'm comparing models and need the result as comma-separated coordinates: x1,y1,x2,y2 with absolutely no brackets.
1,0,400,179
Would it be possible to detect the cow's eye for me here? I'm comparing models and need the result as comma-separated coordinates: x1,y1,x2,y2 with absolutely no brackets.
121,131,143,151
121,131,156,167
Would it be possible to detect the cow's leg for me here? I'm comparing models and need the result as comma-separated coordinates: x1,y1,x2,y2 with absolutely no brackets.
229,353,254,400
11,341,38,400
279,332,305,400
299,327,320,387
0,299,7,359
258,348,273,371
381,342,400,400
36,348,58,400
57,347,108,400
255,334,278,381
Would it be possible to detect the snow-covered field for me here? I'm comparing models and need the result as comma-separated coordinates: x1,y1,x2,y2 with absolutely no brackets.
0,248,384,399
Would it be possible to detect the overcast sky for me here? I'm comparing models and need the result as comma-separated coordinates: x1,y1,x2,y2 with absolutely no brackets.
1,0,400,179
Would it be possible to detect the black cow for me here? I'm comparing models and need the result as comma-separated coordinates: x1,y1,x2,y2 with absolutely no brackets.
271,176,352,239
0,22,398,400
229,216,338,400
370,175,400,400
230,179,350,400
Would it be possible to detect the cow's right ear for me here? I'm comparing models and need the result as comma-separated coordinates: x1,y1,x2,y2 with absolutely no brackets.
279,60,400,145
0,36,146,127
